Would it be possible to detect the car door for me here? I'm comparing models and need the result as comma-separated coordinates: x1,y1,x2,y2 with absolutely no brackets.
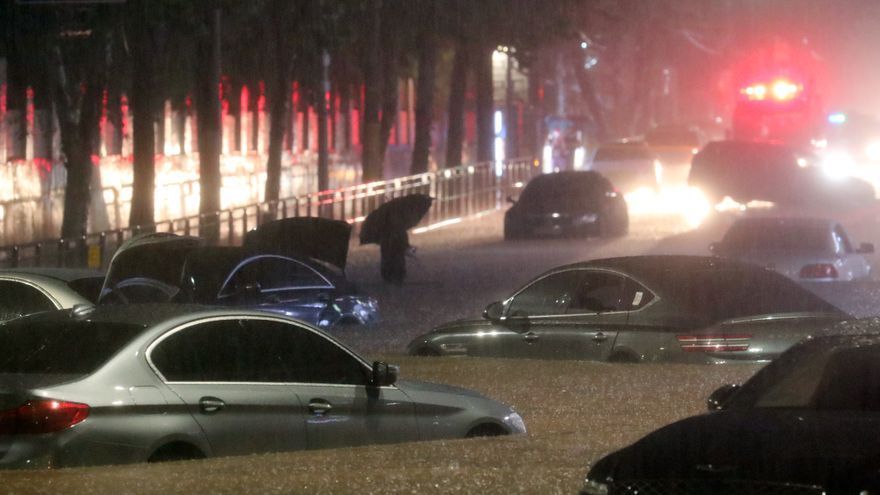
218,255,335,323
148,318,308,457
243,319,419,449
477,269,624,360
832,224,869,280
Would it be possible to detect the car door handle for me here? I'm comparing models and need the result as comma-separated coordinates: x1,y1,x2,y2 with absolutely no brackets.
592,332,608,343
523,332,539,343
308,399,333,415
199,396,225,414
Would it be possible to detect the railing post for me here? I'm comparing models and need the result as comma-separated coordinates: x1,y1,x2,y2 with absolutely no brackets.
34,242,42,267
99,232,107,269
57,238,66,267
227,211,234,245
11,245,19,268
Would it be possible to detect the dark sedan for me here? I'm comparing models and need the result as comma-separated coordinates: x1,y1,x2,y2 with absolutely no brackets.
0,305,525,469
581,327,880,494
503,171,628,239
99,219,378,328
407,256,847,363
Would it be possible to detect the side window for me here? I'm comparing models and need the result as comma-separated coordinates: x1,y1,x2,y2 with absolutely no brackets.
0,281,56,321
568,272,626,313
244,320,368,385
621,277,655,311
832,225,854,254
151,320,247,382
507,271,583,317
220,256,330,296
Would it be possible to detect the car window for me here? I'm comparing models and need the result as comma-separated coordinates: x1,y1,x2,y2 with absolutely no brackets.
219,255,331,297
755,346,880,411
0,280,57,321
567,272,655,313
151,318,367,385
507,271,582,316
721,220,830,253
0,320,143,376
832,225,854,254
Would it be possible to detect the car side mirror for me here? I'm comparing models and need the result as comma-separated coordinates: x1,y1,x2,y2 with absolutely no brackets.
483,301,504,321
707,383,740,411
858,242,875,254
371,361,398,387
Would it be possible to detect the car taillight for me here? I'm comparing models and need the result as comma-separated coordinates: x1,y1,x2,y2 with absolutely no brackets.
677,334,751,352
799,264,838,279
0,400,90,435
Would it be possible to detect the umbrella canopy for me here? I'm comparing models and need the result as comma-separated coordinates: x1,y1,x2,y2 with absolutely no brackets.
243,217,352,271
359,194,434,245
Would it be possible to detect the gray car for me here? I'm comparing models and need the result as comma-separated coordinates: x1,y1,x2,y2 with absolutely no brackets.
711,216,873,282
0,268,104,322
407,256,847,363
0,305,525,469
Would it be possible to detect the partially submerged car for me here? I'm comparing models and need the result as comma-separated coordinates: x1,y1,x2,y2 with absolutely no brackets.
0,268,104,323
581,327,880,494
588,141,662,193
407,255,847,363
503,171,628,239
0,305,525,469
99,218,378,328
712,216,873,282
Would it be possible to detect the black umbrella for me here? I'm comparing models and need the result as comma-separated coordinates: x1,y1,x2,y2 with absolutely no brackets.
359,194,434,245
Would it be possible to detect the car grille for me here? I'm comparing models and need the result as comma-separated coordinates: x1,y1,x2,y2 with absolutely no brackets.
609,479,823,495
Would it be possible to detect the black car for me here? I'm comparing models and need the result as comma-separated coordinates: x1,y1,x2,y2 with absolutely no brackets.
407,255,847,363
99,218,378,329
688,140,875,207
503,171,628,240
581,327,880,495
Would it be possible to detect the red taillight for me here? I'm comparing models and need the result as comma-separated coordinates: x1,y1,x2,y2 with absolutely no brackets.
799,264,838,279
677,334,751,352
0,400,89,435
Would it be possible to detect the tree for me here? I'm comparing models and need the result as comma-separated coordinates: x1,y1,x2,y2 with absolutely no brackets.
126,0,157,229
194,5,222,241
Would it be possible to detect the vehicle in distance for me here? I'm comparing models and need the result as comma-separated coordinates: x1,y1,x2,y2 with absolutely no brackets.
0,268,103,323
588,141,662,193
0,304,525,469
407,255,847,363
711,216,873,281
644,125,703,183
99,219,378,328
580,328,880,495
503,171,628,240
688,140,875,207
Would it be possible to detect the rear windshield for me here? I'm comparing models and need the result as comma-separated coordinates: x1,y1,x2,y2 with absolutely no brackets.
667,269,840,323
594,146,653,162
0,321,143,375
67,277,105,303
722,221,830,252
519,174,606,208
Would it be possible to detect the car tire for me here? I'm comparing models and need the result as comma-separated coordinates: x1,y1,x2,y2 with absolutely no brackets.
608,351,640,363
466,423,507,438
504,222,524,241
413,346,442,357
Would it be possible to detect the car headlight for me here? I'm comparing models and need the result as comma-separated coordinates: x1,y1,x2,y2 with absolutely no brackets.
579,479,609,495
502,412,527,434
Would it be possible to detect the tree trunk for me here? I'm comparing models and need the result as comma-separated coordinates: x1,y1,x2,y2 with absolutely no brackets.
445,40,468,169
317,51,330,195
105,83,124,156
195,7,223,241
171,94,187,154
264,1,290,209
410,30,437,175
340,84,351,152
361,0,383,181
4,20,26,162
249,80,261,153
378,23,399,161
474,43,494,163
128,0,156,230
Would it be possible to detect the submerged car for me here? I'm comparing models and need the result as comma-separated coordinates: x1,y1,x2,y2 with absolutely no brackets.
0,268,103,322
689,140,875,207
503,171,628,239
407,255,847,363
99,218,378,328
581,329,880,494
0,305,525,469
712,216,873,282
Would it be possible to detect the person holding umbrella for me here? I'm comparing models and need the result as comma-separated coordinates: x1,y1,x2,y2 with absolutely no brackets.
359,194,433,285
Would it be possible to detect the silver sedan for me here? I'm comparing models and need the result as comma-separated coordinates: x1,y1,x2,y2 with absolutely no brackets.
0,268,103,322
0,305,525,469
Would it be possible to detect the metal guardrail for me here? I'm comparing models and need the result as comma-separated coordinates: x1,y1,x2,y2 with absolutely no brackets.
0,159,537,270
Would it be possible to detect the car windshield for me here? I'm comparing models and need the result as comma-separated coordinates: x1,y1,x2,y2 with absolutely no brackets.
518,174,605,209
0,320,143,376
593,146,653,162
722,220,830,253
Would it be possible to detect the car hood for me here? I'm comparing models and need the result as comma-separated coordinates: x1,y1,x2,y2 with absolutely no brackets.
431,317,494,333
243,217,351,271
589,409,880,490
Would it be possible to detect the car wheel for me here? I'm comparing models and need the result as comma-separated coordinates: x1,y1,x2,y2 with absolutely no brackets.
148,442,205,463
608,351,640,363
466,423,507,438
413,346,442,357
